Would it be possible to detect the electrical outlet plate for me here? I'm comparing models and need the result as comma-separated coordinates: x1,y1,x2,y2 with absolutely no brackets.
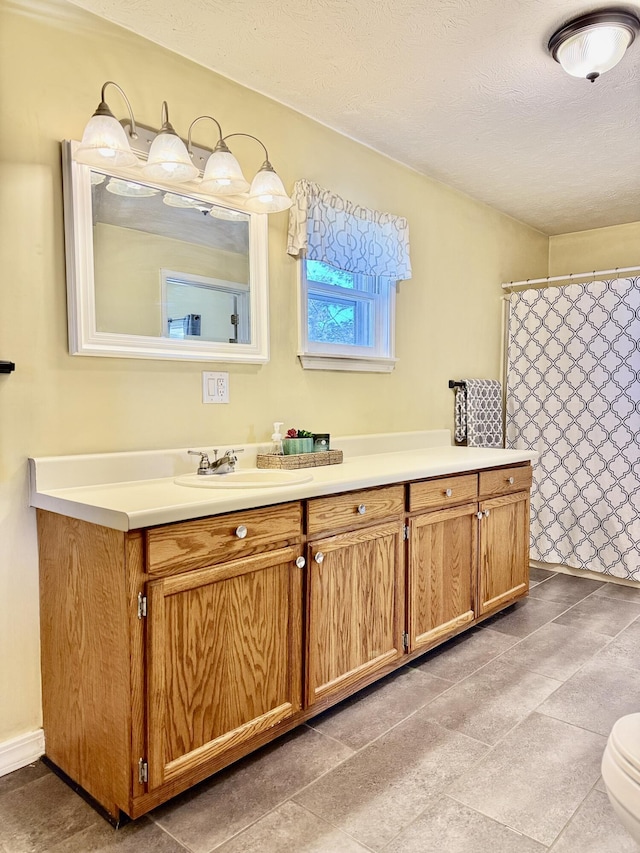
202,371,229,404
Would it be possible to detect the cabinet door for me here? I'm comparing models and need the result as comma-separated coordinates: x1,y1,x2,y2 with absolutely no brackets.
478,491,530,615
408,503,477,652
145,545,302,791
306,521,404,707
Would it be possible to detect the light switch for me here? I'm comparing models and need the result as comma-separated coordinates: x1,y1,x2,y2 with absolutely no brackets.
202,371,229,404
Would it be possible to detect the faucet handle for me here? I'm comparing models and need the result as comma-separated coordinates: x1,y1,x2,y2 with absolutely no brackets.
188,449,214,472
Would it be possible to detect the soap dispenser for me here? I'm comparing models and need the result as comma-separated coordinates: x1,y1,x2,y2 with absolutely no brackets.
270,422,284,455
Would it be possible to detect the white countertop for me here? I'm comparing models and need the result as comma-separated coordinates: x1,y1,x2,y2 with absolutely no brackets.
29,431,537,531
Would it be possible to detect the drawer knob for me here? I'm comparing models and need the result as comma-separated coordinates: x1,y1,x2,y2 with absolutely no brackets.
235,525,248,539
445,488,452,497
315,551,325,564
357,504,367,515
484,509,491,517
295,556,306,569
508,476,515,485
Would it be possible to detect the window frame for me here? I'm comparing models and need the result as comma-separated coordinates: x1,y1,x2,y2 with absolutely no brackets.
297,259,397,373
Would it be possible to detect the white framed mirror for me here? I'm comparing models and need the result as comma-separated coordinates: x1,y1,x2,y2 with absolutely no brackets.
62,140,270,362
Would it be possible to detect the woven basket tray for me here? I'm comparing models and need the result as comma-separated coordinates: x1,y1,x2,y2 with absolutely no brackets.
256,449,343,470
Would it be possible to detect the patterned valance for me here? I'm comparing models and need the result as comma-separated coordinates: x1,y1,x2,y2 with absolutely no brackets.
287,180,412,280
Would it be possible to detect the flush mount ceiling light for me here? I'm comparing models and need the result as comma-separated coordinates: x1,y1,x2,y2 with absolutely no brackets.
73,81,292,212
548,9,640,81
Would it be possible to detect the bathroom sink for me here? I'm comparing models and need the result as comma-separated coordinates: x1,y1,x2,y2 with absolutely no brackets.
174,469,313,489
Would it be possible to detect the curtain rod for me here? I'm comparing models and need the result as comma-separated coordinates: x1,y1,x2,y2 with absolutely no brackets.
502,264,640,291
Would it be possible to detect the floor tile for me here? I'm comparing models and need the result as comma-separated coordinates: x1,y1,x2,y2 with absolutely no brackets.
595,619,640,671
214,801,370,853
481,597,569,639
529,567,556,586
294,714,487,850
528,573,604,606
449,713,606,847
537,658,640,737
0,772,101,852
308,666,452,749
0,761,49,798
423,659,561,745
591,581,640,603
549,789,640,852
409,627,518,683
46,818,187,852
553,596,640,637
498,622,610,681
151,727,353,853
385,795,547,853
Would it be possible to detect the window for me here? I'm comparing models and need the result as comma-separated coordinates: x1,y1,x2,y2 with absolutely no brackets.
288,180,411,372
299,260,396,372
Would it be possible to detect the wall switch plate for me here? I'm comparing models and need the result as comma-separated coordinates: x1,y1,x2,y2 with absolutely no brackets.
202,371,229,404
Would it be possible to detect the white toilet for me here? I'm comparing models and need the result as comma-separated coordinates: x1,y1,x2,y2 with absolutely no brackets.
602,713,640,844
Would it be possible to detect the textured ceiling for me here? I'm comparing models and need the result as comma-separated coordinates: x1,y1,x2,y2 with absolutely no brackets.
68,0,640,235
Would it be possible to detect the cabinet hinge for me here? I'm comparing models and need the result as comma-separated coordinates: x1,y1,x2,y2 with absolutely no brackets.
137,592,147,619
138,758,148,784
403,524,409,541
402,631,409,650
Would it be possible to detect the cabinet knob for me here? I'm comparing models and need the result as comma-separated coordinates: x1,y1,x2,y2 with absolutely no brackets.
314,551,325,564
476,511,483,519
484,509,491,517
357,504,366,515
235,525,248,539
508,476,515,485
445,488,452,497
295,556,306,569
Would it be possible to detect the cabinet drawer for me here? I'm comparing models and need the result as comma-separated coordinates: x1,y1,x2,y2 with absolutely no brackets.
479,465,532,498
145,502,303,575
307,485,404,536
409,473,478,512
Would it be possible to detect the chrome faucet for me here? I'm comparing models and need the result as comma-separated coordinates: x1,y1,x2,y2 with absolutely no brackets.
188,448,243,475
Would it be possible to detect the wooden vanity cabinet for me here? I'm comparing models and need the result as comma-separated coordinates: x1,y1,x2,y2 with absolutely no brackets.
305,486,405,707
36,464,532,822
477,465,532,615
145,545,303,793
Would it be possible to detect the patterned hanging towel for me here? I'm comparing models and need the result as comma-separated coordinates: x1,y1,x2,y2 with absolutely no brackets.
454,379,503,447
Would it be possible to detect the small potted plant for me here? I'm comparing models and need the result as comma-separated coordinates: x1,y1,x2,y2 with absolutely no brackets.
283,428,314,455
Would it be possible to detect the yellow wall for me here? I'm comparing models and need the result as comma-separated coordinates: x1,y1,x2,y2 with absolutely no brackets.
549,221,640,276
0,0,548,745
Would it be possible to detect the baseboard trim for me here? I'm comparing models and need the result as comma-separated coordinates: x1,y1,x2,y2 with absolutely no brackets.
531,560,640,589
0,730,45,778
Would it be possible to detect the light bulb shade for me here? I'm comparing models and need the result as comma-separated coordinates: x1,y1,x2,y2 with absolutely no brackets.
75,114,138,168
245,166,292,213
549,11,639,80
199,150,250,195
557,26,632,77
142,131,199,183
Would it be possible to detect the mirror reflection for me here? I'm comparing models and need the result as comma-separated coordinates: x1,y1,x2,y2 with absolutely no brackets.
91,173,251,344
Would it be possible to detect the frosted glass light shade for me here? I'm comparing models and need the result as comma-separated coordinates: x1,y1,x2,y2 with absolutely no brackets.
200,150,250,195
142,131,199,183
557,25,632,78
75,114,138,168
245,166,292,213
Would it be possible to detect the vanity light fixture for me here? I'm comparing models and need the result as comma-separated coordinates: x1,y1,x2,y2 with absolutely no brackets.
142,102,199,183
548,9,639,81
188,116,250,196
75,82,292,210
75,81,139,167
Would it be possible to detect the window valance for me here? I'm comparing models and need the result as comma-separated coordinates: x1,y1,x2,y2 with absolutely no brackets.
287,180,412,280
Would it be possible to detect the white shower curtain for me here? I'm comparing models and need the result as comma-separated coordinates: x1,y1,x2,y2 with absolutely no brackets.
506,276,640,581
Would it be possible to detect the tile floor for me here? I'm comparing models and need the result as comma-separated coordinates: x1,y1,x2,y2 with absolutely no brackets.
2,568,640,852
